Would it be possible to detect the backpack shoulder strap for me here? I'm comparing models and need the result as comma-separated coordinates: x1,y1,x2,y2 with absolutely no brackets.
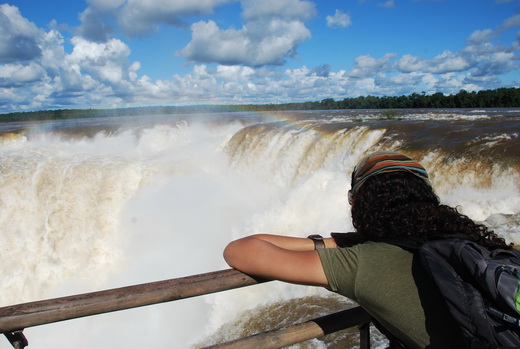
330,232,367,247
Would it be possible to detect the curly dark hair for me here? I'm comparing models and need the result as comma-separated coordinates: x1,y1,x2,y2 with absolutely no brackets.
350,171,510,250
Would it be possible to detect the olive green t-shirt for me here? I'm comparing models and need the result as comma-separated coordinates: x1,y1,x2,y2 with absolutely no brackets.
318,242,464,349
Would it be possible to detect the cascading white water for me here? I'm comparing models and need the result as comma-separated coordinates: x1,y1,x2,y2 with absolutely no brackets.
0,110,518,348
0,121,258,348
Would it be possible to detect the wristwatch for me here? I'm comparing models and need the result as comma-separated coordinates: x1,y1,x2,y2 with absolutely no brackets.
307,234,325,249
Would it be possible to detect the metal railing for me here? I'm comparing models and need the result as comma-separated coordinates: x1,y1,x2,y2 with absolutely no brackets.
0,269,373,348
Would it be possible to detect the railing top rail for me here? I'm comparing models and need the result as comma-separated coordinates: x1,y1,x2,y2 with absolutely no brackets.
0,269,267,333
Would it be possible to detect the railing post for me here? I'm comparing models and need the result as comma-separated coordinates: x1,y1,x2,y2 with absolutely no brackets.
359,322,371,349
4,330,28,349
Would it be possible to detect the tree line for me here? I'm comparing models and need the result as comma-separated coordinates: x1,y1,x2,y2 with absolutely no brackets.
1,87,519,122
244,87,520,111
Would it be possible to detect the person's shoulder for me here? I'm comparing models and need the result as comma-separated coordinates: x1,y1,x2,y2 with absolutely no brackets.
358,240,404,249
356,241,414,256
319,241,412,261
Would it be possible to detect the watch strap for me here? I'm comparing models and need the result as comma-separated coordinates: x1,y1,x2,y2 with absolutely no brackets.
307,234,325,249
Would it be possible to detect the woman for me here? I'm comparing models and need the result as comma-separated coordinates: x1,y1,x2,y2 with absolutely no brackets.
223,151,508,348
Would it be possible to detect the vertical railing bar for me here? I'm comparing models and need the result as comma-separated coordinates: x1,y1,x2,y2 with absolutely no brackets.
359,322,371,349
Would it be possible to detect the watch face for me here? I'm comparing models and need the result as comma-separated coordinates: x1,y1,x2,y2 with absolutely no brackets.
308,234,323,240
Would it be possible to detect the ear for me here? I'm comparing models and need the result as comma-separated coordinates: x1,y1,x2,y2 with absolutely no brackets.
348,190,353,205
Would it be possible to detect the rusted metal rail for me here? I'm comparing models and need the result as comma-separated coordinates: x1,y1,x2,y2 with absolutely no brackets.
0,269,373,348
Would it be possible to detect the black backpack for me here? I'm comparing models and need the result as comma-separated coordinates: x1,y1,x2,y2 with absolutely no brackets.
331,233,520,348
418,238,520,349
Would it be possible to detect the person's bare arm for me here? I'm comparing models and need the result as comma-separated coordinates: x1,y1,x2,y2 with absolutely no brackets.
223,234,336,287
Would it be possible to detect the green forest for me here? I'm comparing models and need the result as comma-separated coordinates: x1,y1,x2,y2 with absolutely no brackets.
1,87,519,123
245,87,520,111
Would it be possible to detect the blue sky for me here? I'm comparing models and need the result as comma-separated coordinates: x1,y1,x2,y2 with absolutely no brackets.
1,0,519,113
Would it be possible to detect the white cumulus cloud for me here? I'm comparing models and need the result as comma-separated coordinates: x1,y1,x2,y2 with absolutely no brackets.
326,10,351,28
349,53,396,78
241,0,316,21
428,51,473,74
0,62,46,86
178,0,314,67
79,0,232,38
68,37,132,84
0,4,43,63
